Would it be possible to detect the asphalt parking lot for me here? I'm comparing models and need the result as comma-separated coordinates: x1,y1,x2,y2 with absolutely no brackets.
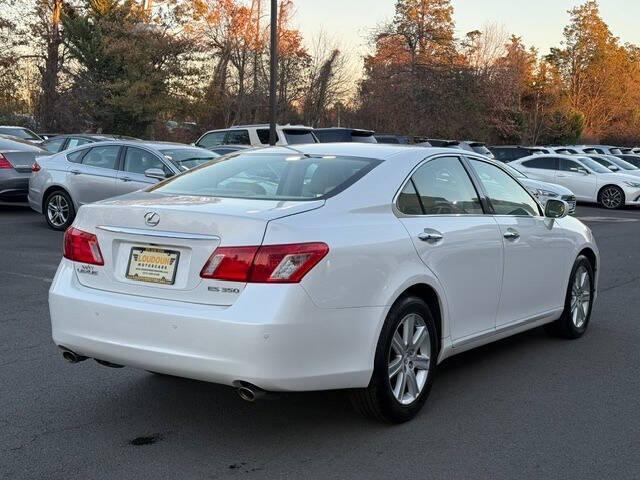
2,205,640,480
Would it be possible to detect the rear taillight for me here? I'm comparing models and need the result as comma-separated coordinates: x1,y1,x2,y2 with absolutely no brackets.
32,161,41,172
0,153,12,169
200,243,329,283
63,227,104,265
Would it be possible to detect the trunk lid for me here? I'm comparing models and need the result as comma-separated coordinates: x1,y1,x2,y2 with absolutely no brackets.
3,151,42,173
71,192,324,305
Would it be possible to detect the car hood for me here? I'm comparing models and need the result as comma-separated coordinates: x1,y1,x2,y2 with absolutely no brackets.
520,178,574,196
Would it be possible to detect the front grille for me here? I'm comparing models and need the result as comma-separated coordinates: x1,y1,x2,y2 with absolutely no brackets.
562,195,577,214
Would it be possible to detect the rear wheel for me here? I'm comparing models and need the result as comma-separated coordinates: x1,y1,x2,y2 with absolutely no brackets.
598,185,624,209
350,296,437,423
546,255,594,339
45,190,75,231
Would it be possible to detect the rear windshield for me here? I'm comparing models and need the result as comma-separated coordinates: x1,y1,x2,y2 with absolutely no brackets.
352,131,377,143
159,148,220,171
0,127,40,140
283,129,318,145
150,153,381,200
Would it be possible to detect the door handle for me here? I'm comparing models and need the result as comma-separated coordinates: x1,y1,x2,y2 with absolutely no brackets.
418,230,443,242
503,229,520,240
70,169,81,175
120,177,133,182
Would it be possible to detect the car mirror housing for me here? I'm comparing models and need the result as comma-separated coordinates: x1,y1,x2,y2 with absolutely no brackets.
545,199,569,219
144,168,168,181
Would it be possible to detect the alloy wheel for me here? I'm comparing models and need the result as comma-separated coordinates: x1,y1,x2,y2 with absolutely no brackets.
47,194,70,228
570,265,591,328
601,187,622,209
388,313,431,405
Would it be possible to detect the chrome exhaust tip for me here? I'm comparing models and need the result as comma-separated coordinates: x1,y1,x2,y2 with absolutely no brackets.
237,386,257,402
60,348,87,364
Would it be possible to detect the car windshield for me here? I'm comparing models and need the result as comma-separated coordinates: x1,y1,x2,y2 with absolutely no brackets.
606,156,638,170
160,148,220,171
283,129,318,145
0,127,40,140
578,157,610,173
150,153,381,200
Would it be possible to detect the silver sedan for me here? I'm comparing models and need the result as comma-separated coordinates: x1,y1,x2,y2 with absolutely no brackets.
28,141,220,230
0,135,48,206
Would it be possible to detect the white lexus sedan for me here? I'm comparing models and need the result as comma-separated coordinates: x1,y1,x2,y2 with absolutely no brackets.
50,144,599,423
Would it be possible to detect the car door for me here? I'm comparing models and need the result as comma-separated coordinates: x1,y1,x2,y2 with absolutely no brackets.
517,156,559,183
396,155,504,341
66,145,121,205
467,158,572,326
556,158,598,201
116,146,171,195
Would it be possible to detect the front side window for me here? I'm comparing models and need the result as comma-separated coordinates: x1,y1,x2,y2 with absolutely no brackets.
150,153,380,200
577,157,610,173
44,137,66,153
197,131,227,148
398,156,483,215
81,145,120,170
123,147,167,175
469,159,540,216
560,158,590,172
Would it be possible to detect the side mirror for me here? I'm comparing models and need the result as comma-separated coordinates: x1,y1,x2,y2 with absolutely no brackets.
144,168,168,181
608,165,620,172
545,199,569,219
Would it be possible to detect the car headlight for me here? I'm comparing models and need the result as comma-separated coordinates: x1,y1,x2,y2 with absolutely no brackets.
623,181,640,188
532,188,559,198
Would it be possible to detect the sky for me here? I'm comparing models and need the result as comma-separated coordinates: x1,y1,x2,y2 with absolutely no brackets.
291,0,640,78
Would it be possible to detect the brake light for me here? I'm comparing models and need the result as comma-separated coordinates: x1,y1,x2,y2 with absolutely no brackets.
0,153,12,169
32,161,41,172
63,227,104,265
200,243,329,283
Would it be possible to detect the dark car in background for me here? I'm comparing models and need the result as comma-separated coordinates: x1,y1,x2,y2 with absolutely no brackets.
0,136,48,205
615,154,640,168
490,146,551,162
314,128,377,143
374,134,412,144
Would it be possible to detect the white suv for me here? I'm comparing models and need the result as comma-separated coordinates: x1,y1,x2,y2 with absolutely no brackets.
195,124,318,149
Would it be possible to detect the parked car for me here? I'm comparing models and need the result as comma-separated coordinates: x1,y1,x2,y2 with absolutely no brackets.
0,136,48,205
576,145,623,155
511,154,640,209
49,144,598,423
0,126,44,145
374,134,412,144
614,154,640,168
421,138,458,147
314,128,377,143
195,124,317,149
586,154,640,177
456,141,495,158
29,141,220,230
489,146,550,162
42,134,140,154
501,163,577,214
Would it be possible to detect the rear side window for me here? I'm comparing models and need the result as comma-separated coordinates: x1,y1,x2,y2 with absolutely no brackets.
398,156,483,215
67,149,88,163
256,129,271,145
522,157,558,170
150,154,381,200
197,131,227,148
283,129,317,145
314,130,347,142
82,145,120,170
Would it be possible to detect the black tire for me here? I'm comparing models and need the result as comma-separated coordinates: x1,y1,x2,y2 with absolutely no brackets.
546,255,595,339
44,189,75,231
350,296,438,423
598,185,624,209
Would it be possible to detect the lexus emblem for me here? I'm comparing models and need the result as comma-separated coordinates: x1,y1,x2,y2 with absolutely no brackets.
144,211,160,227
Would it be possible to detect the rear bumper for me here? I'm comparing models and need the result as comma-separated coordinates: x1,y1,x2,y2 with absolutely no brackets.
0,171,30,203
49,260,382,391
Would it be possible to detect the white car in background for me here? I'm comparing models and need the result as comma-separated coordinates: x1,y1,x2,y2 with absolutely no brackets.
501,163,576,214
511,154,640,209
50,145,599,423
195,124,317,149
585,154,640,178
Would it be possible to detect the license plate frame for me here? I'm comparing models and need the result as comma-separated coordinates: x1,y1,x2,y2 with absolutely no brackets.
125,246,180,285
